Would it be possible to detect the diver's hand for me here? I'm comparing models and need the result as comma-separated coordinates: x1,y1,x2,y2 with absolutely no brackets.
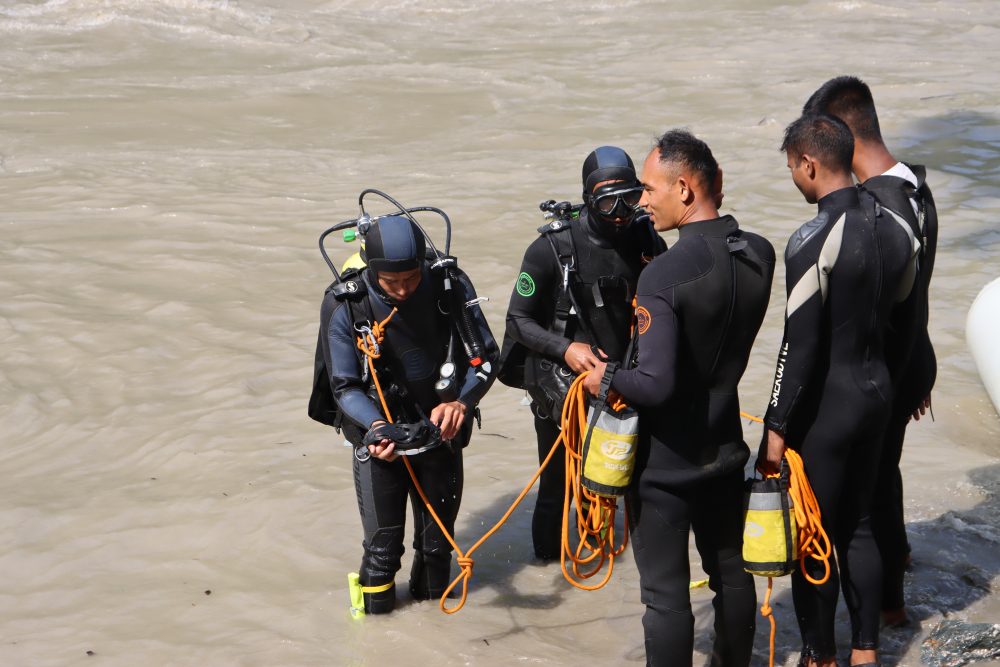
583,361,608,396
564,342,605,374
430,401,467,440
910,394,931,422
366,420,398,461
757,429,786,476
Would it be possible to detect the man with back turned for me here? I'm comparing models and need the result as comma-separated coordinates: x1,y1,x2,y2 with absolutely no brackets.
760,113,918,666
804,75,938,627
586,129,775,666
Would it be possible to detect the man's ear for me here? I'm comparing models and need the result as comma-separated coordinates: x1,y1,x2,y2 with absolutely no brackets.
677,174,695,205
801,154,818,181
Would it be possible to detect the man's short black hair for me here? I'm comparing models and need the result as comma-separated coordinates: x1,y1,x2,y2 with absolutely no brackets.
654,129,718,191
781,113,855,175
802,75,882,143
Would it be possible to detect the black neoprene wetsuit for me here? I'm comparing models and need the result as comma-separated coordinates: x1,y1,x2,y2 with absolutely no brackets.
860,165,938,612
503,209,664,559
506,209,664,363
609,215,775,667
323,264,498,613
763,186,918,658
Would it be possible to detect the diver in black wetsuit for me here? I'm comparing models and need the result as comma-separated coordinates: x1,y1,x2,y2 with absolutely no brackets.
804,76,938,627
321,215,498,614
498,146,665,560
759,114,918,667
584,130,775,667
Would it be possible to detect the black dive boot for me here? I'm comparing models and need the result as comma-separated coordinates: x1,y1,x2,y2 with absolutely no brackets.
362,577,396,614
409,550,453,600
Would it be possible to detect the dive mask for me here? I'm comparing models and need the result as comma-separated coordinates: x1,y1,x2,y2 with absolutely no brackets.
587,184,643,219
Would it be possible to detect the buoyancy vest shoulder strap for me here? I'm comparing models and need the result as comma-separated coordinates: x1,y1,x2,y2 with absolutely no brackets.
538,220,577,338
308,272,374,428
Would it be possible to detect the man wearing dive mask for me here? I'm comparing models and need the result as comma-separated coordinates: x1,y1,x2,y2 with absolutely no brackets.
321,214,498,614
586,182,645,225
498,145,665,561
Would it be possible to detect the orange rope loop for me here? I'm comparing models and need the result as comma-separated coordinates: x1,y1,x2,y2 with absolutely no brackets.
356,307,397,359
357,310,631,612
784,448,831,585
356,306,574,613
558,372,629,590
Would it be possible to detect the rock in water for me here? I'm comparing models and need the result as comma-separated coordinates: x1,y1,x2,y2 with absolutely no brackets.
922,620,1000,666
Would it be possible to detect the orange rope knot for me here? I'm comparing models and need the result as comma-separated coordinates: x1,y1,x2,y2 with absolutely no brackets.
356,307,397,358
762,578,776,667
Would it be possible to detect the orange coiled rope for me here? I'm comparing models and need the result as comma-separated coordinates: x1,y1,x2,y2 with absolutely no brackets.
558,372,629,590
357,308,627,613
358,308,588,613
784,448,832,585
740,411,832,667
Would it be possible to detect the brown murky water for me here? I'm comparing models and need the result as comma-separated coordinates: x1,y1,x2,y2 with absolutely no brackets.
2,1,999,664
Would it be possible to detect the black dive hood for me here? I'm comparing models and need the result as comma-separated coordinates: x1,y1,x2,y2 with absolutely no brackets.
581,146,642,237
317,188,450,282
361,215,426,274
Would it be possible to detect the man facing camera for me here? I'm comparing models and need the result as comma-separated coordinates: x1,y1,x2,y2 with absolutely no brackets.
586,129,775,667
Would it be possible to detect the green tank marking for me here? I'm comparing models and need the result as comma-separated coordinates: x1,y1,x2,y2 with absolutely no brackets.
516,272,535,297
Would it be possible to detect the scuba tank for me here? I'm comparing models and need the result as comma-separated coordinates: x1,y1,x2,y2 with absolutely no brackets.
339,228,366,273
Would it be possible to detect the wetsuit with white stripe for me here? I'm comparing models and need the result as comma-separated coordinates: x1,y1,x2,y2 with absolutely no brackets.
763,186,918,658
860,162,938,612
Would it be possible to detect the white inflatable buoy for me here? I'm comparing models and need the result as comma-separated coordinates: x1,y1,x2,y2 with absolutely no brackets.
967,277,1000,417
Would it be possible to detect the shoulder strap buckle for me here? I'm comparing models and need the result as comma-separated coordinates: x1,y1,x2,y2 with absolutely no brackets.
537,218,573,235
330,268,368,302
726,234,748,253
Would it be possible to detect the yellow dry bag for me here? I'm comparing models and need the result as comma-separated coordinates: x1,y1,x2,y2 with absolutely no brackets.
743,467,797,577
580,372,638,497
